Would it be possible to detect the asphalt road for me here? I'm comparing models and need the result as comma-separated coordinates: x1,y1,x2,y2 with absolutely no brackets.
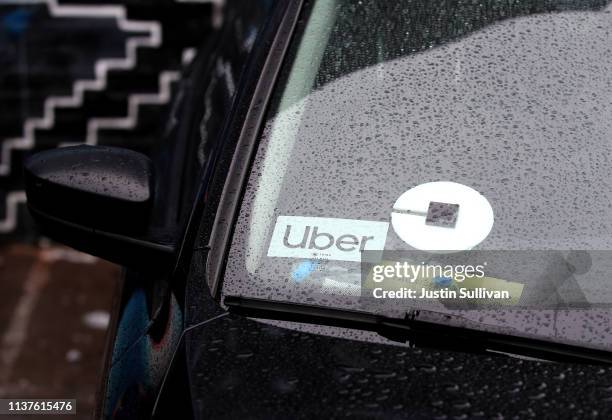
0,243,119,419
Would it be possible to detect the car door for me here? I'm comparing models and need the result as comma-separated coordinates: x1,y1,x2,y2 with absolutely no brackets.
98,1,275,418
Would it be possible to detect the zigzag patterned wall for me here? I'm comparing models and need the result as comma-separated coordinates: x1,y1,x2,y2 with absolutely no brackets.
0,0,215,240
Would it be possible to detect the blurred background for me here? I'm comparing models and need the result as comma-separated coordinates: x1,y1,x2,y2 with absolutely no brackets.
0,0,214,416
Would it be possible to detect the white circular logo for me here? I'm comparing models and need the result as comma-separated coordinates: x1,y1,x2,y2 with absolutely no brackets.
391,181,494,251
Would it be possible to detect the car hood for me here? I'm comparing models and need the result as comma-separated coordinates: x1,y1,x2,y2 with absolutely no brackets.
183,313,612,419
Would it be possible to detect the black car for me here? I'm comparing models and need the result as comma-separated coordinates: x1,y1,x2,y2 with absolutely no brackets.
22,0,612,418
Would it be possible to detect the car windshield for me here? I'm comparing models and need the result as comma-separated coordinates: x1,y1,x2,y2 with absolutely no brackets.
222,0,612,351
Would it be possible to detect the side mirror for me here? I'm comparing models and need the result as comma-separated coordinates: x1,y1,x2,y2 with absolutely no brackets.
24,145,175,271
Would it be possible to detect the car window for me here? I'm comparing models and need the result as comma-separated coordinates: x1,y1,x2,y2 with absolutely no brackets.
153,0,273,227
222,0,612,350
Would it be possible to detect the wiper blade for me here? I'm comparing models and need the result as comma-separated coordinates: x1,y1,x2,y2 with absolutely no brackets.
224,295,612,365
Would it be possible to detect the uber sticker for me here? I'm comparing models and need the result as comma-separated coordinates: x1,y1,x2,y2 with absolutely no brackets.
267,216,389,262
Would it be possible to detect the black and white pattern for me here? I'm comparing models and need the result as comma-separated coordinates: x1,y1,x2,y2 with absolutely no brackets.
0,0,214,240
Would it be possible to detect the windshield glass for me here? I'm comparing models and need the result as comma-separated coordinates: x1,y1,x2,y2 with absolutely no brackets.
222,0,612,351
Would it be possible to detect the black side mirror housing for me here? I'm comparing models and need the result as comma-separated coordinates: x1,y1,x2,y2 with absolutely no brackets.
24,145,175,271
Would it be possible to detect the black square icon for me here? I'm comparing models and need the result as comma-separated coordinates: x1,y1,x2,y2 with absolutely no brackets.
425,201,459,228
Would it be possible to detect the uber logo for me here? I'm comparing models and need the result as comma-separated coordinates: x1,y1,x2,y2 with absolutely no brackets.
268,216,389,262
283,226,374,251
391,181,494,251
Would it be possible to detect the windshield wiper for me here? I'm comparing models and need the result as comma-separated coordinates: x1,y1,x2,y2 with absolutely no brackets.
224,295,612,365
